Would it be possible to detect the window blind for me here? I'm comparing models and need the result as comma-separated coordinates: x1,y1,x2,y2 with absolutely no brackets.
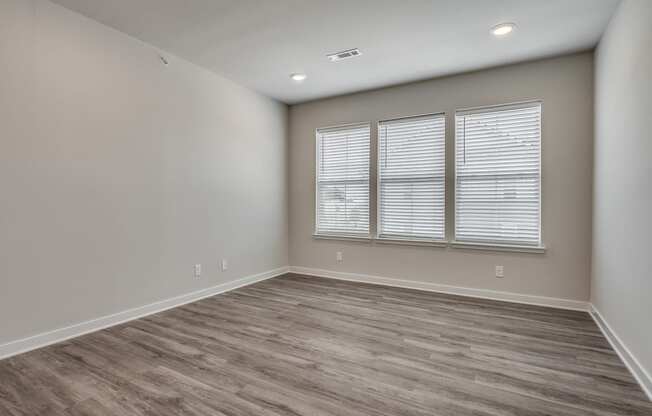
378,114,446,240
455,102,542,246
316,124,370,236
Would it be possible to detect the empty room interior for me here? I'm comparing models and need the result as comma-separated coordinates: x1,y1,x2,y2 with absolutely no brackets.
1,0,651,415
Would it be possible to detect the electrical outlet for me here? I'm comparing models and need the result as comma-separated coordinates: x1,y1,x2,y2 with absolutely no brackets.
495,265,504,278
336,251,343,263
194,264,202,278
221,259,228,271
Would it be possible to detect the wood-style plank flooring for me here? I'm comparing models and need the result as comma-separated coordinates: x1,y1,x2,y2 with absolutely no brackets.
1,273,650,416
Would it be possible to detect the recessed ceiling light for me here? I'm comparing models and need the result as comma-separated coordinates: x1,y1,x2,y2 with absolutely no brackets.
290,73,307,82
491,23,516,37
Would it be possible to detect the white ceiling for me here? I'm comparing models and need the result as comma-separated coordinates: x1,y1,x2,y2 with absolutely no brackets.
52,0,620,104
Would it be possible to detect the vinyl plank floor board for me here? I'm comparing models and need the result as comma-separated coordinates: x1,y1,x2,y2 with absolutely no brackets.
1,273,650,416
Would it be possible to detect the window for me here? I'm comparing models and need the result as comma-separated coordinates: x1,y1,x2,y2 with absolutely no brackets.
455,101,542,247
315,123,370,237
378,114,446,241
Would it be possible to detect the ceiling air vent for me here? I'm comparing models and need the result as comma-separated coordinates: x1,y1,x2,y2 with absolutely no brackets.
327,48,362,62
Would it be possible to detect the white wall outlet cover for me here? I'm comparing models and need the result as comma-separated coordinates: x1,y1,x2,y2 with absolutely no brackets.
495,265,504,278
194,264,202,277
336,252,343,263
221,259,228,271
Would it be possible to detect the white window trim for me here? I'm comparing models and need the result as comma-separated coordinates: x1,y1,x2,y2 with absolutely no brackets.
453,100,545,249
375,236,448,247
312,233,372,242
450,240,546,253
310,101,546,254
314,122,371,238
375,112,447,243
311,234,543,253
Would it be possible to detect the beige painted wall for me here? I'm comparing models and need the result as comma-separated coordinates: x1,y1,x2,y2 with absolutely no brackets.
592,0,652,378
289,53,594,302
0,0,288,345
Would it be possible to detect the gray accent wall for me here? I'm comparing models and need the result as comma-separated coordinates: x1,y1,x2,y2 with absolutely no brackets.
593,0,652,380
0,0,288,345
289,53,594,302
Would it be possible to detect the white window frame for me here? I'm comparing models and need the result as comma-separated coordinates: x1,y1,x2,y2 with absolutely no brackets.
376,113,447,244
452,100,545,252
314,122,371,239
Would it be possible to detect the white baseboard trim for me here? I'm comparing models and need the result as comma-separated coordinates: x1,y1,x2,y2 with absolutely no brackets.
289,266,589,312
0,266,290,361
590,305,652,401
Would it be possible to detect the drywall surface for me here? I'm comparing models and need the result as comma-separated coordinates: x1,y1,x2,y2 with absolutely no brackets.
289,53,594,302
592,0,652,381
0,0,288,345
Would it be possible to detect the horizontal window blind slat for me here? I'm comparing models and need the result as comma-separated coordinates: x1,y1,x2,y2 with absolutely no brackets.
379,114,445,240
455,102,541,246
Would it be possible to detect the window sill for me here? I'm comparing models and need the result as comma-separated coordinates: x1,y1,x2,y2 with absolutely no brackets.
375,237,447,247
450,241,546,254
312,233,372,242
311,234,546,253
